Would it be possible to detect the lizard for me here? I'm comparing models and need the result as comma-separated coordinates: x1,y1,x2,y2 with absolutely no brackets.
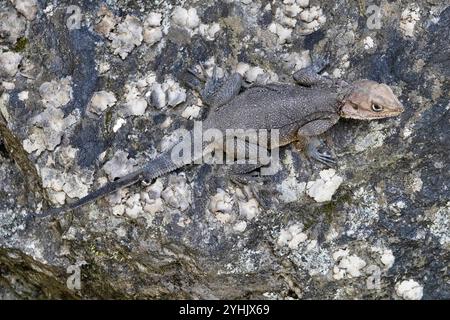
25,59,404,222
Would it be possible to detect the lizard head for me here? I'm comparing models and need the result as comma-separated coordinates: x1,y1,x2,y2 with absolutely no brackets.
340,80,404,120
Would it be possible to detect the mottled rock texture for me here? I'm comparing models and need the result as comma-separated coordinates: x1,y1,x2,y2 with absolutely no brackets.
0,0,448,299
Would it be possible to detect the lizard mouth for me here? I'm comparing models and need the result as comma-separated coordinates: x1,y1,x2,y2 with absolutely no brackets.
339,104,404,120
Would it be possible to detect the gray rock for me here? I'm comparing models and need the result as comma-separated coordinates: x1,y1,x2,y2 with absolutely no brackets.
0,0,448,299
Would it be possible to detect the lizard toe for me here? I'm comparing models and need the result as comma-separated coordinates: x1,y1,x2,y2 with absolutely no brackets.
311,151,336,167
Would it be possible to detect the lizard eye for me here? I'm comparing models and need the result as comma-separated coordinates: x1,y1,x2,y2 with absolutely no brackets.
372,104,383,112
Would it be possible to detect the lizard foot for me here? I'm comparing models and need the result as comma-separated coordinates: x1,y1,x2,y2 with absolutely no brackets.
296,137,337,167
293,54,332,87
310,54,330,73
184,63,243,109
229,175,274,209
308,149,336,167
300,136,336,167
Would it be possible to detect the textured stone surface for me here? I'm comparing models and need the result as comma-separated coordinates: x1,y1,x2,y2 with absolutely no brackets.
0,0,448,299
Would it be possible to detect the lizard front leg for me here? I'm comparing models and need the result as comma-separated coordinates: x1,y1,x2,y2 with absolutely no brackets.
295,116,339,166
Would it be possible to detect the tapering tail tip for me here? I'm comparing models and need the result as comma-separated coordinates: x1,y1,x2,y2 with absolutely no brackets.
24,207,64,228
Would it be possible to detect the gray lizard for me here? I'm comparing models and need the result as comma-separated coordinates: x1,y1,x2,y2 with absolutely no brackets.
26,61,404,221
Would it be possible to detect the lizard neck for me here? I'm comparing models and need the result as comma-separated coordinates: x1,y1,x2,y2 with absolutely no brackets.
336,84,353,115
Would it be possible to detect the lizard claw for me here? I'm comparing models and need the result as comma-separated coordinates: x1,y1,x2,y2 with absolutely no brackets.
311,54,331,73
229,175,273,209
187,67,206,81
310,151,336,167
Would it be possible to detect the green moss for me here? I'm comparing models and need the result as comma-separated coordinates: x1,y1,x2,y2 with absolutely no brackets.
13,37,28,52
103,109,113,134
0,114,49,206
322,202,336,224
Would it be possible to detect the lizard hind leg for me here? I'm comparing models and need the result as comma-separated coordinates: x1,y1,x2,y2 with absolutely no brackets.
184,63,243,109
225,139,277,209
203,68,243,109
229,172,275,210
293,56,331,87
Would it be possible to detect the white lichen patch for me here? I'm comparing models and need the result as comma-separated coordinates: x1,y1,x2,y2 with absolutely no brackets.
243,65,265,82
0,8,26,43
268,1,324,42
395,279,423,300
95,5,117,37
0,51,22,78
277,176,306,203
150,83,166,109
143,26,163,46
363,36,375,50
62,172,92,199
145,12,162,27
236,64,278,85
1,82,15,91
11,0,38,21
123,193,143,219
112,118,126,132
150,78,186,109
306,169,343,202
209,188,234,223
161,174,192,211
172,7,200,30
281,51,311,72
87,91,116,115
108,15,143,59
102,150,137,181
39,166,93,204
268,22,292,44
166,79,187,107
380,249,395,270
355,124,386,152
143,196,163,215
233,220,247,232
54,145,78,167
23,107,78,155
407,171,423,193
181,105,201,119
400,4,421,38
18,90,28,101
143,12,163,46
298,5,326,35
235,62,250,76
198,22,221,41
238,198,259,221
141,179,165,225
333,249,367,279
371,246,396,270
39,76,73,108
111,204,125,216
345,187,380,238
40,167,65,192
123,84,148,116
277,224,308,250
428,203,450,246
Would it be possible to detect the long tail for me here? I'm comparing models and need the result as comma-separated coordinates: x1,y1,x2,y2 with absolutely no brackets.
26,147,198,223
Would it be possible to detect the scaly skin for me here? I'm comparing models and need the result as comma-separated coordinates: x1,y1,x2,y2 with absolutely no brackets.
27,63,404,222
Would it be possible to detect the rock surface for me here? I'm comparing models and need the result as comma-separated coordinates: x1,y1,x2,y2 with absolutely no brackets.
0,0,448,299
